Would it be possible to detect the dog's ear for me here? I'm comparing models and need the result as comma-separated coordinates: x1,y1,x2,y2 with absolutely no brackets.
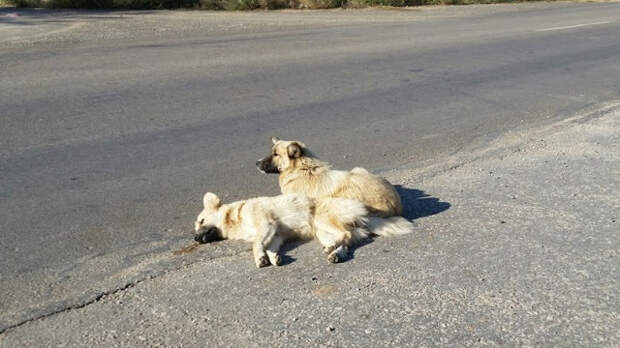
203,192,221,210
271,136,280,145
287,142,303,158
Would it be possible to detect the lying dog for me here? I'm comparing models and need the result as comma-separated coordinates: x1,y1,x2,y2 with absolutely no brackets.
256,137,403,218
193,192,413,267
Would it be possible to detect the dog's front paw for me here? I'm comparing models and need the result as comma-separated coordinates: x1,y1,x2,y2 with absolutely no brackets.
265,249,282,266
269,254,282,266
255,255,270,268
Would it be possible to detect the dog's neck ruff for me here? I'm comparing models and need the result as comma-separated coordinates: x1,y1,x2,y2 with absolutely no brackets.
279,157,332,193
281,157,328,176
217,200,247,239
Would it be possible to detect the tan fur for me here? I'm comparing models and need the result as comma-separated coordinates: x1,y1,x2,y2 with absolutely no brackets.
257,137,402,217
194,192,369,267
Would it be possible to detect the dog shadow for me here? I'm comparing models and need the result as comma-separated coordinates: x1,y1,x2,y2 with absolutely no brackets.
278,240,307,266
394,185,452,221
342,186,451,263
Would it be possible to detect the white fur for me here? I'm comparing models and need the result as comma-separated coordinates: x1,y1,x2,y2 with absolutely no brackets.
365,216,415,237
194,193,371,267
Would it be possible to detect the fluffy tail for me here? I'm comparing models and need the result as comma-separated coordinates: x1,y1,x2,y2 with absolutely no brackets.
315,198,368,226
366,216,414,237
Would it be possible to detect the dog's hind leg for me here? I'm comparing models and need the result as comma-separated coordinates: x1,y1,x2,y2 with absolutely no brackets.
327,245,349,264
314,220,350,263
265,235,283,266
314,223,338,254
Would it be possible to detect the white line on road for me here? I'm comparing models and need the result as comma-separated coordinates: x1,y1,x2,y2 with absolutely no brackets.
536,21,610,32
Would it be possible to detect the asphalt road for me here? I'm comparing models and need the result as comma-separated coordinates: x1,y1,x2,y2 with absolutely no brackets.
1,89,618,347
1,2,620,332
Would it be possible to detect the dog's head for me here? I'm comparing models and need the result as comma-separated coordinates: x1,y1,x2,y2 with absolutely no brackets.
256,136,308,174
193,192,224,244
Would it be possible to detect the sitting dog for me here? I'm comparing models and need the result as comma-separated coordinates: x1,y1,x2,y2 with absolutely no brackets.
256,137,403,218
193,192,412,267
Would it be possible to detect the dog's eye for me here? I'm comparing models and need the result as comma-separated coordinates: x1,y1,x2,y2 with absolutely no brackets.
272,153,278,157
199,218,204,225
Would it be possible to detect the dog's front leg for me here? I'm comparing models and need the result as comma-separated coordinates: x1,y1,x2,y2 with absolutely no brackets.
252,222,278,268
265,235,283,266
253,242,270,268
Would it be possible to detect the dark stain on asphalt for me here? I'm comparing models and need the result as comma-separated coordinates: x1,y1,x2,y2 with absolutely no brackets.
172,243,201,255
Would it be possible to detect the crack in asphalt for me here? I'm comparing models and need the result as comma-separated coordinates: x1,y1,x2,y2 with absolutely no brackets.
0,279,145,335
0,249,252,335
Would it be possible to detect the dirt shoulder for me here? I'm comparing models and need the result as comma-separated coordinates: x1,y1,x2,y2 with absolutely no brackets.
0,2,612,49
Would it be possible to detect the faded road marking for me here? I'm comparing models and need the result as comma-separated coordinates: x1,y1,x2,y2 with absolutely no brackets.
536,21,610,32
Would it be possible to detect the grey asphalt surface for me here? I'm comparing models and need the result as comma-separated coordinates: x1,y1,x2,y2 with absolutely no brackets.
1,92,618,347
1,1,620,341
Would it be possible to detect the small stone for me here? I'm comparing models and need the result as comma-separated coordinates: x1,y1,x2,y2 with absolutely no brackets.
327,326,335,332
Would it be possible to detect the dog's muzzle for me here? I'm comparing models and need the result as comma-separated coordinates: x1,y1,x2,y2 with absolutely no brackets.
256,157,279,174
194,226,222,244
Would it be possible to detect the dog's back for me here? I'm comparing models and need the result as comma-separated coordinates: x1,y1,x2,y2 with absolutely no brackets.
280,164,402,217
346,168,402,217
258,137,402,217
239,194,312,240
260,138,402,217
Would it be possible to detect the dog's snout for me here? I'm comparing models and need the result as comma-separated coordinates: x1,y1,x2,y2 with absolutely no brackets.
256,156,279,174
194,230,211,244
194,226,221,244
